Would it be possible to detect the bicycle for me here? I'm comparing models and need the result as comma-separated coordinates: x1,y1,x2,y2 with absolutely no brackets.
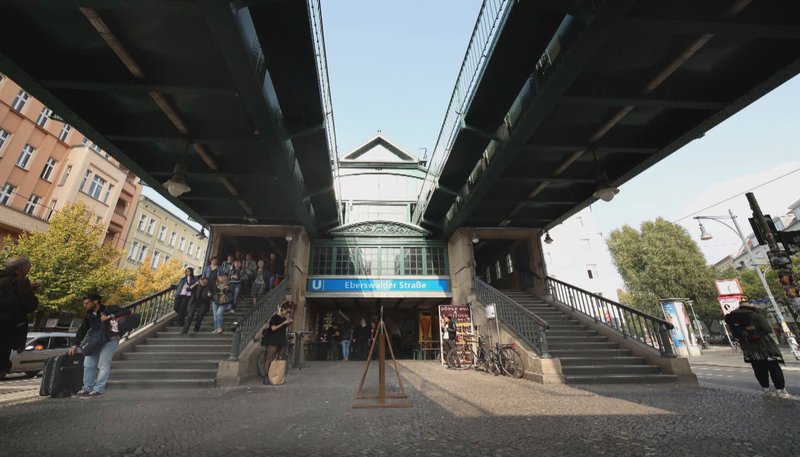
462,335,523,378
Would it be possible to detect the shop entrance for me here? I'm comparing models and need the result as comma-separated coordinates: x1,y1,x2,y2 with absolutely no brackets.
303,297,450,361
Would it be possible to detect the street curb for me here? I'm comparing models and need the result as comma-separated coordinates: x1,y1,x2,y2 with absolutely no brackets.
690,361,800,372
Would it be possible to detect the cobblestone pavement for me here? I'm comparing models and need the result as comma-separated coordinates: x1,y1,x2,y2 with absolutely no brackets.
0,374,41,406
1,360,798,457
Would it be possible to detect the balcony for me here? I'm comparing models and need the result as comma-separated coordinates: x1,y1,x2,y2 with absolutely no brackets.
0,201,50,234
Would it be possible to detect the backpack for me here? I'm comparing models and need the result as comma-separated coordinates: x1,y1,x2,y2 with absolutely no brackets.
725,311,762,345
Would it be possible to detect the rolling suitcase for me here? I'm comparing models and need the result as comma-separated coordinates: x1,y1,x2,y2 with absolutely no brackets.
39,354,84,398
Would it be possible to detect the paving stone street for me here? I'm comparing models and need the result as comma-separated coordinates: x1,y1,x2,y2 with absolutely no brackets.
1,360,798,457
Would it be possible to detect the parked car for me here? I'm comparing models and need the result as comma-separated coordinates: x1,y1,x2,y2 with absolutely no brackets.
0,332,76,378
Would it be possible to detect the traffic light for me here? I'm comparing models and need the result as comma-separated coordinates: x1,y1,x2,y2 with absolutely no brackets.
768,251,799,302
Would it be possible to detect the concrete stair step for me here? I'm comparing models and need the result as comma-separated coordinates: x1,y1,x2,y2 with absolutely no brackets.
134,344,230,352
547,335,608,342
145,338,231,345
121,352,229,360
561,365,662,376
112,369,219,380
547,341,618,349
153,333,234,340
107,379,216,389
557,356,646,366
546,329,598,336
549,348,632,357
564,374,678,384
160,327,238,334
113,360,219,370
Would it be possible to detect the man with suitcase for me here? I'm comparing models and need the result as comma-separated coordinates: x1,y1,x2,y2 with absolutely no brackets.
68,293,131,398
0,256,40,378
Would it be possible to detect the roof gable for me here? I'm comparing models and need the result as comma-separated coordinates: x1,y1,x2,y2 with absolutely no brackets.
340,135,417,163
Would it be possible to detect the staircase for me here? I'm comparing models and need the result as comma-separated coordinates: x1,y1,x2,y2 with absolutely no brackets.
501,290,678,384
108,296,255,389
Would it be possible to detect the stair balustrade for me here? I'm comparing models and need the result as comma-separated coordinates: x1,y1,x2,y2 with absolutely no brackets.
472,276,550,357
546,277,676,357
121,285,177,339
229,276,289,360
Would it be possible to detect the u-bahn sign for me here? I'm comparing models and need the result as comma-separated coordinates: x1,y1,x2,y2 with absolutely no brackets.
307,278,450,293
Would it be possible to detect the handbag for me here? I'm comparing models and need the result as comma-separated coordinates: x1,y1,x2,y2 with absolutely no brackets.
268,359,286,385
79,325,109,356
115,313,142,335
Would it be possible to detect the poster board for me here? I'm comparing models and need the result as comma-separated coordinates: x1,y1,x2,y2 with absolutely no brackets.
437,304,477,365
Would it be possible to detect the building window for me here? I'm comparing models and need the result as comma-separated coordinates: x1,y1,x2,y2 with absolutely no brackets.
0,183,15,205
311,246,333,275
137,214,147,231
426,247,447,275
128,241,139,259
169,231,176,246
11,89,28,111
24,194,41,215
90,142,101,153
36,107,52,128
0,129,9,154
58,124,72,142
46,200,57,221
158,225,167,241
196,249,202,260
357,247,379,275
380,247,402,275
146,219,156,235
581,238,591,251
335,247,356,275
495,261,502,280
58,165,72,186
138,246,148,263
587,264,597,280
40,158,57,182
576,216,583,227
164,255,171,264
486,266,492,284
151,251,161,269
81,136,89,146
102,184,114,203
79,170,91,191
87,175,106,199
188,242,194,256
403,247,424,275
179,236,186,251
16,144,35,169
506,253,514,274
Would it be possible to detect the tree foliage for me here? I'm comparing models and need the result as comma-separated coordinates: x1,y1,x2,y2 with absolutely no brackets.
2,202,129,314
107,256,184,305
607,218,719,324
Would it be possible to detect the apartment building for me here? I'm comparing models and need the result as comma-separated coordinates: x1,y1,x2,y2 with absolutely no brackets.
121,195,207,272
0,73,141,249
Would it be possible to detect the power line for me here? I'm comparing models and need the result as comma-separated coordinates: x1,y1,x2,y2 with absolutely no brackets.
673,166,800,223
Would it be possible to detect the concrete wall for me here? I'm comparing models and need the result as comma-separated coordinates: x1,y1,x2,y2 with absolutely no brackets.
447,228,474,306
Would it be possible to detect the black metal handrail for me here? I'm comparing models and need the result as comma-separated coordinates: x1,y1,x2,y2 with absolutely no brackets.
546,277,676,357
472,276,550,357
229,276,289,359
121,284,177,339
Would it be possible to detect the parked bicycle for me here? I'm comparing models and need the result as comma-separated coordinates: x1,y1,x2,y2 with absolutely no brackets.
454,335,524,378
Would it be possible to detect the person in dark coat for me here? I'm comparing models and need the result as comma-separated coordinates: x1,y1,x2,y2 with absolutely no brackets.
0,256,40,377
68,293,131,397
354,318,371,360
174,267,198,327
182,277,213,334
268,252,284,290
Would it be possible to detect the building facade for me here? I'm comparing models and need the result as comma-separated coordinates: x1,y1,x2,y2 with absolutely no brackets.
0,73,141,249
121,195,207,272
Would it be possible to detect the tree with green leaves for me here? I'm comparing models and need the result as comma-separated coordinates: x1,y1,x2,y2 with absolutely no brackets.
2,202,130,315
108,256,183,305
607,218,720,328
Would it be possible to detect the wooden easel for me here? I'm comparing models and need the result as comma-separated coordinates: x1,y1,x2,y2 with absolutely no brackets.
353,308,412,409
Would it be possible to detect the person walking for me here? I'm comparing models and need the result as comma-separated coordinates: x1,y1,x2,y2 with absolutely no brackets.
228,260,245,312
354,319,370,360
250,260,269,305
340,323,352,361
262,303,293,385
725,303,790,398
267,252,283,289
441,315,460,368
174,267,198,327
68,294,131,398
182,277,213,334
211,275,233,334
0,256,40,377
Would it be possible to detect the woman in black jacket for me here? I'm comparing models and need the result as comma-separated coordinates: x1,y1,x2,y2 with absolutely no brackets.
174,268,198,327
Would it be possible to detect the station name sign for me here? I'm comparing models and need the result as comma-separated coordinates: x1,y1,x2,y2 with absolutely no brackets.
307,278,450,293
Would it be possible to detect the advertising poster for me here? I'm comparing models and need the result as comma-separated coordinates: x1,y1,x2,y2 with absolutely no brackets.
438,304,477,365
660,300,688,349
718,295,743,316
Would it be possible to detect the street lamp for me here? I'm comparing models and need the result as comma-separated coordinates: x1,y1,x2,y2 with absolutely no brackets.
694,208,799,358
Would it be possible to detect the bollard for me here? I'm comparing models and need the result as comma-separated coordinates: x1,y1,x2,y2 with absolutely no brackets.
228,321,241,361
658,324,676,358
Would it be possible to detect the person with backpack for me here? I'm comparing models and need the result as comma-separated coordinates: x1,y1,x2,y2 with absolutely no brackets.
0,256,40,378
724,303,789,398
68,293,131,398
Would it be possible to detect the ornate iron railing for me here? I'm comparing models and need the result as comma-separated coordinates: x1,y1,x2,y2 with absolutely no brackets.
473,276,550,357
413,0,514,224
121,284,177,339
229,276,289,359
546,277,676,357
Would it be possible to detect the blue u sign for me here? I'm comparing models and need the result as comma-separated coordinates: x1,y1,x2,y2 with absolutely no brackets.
307,278,449,293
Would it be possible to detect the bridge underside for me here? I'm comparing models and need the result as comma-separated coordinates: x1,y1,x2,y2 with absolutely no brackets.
0,0,339,237
422,0,800,237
